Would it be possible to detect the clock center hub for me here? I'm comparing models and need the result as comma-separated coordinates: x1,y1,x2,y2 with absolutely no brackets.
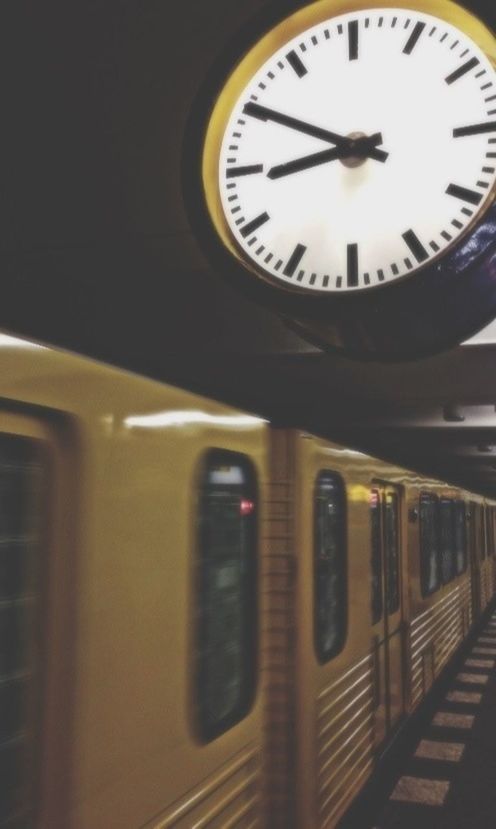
340,132,369,168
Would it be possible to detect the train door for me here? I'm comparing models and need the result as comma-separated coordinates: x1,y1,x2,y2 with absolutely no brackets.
370,484,405,747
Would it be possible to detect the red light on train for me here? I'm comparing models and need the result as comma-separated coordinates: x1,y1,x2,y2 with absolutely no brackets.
240,499,255,516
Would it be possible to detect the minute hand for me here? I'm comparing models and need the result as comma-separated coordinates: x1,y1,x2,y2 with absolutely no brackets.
243,101,379,147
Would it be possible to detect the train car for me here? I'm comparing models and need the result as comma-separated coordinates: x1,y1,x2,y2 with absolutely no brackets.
0,332,269,829
263,429,496,828
1,332,495,829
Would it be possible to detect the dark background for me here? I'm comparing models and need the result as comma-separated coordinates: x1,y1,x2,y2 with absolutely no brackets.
2,0,496,495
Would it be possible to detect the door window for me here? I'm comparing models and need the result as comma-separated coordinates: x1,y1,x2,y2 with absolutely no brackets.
439,498,455,583
480,506,487,560
385,492,400,614
314,471,347,663
454,500,467,576
419,493,440,596
370,489,383,624
196,451,258,741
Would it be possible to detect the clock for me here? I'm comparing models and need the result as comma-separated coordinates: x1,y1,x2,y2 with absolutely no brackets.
186,0,496,359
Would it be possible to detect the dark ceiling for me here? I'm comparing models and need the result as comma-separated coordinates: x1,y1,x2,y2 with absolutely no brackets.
2,0,496,496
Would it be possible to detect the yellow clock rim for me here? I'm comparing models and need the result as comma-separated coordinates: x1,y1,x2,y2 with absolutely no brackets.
201,0,496,283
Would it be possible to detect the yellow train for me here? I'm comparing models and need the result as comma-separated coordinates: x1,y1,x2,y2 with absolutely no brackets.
1,331,494,829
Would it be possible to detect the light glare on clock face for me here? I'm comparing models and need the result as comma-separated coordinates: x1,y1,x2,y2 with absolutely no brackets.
218,7,496,292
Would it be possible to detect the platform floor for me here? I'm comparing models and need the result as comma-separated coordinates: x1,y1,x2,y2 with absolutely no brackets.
367,610,496,829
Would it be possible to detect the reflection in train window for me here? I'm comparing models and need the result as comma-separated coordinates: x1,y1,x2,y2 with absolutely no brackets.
485,506,493,558
196,450,257,742
0,435,44,828
440,498,455,583
370,489,383,625
314,471,347,663
480,506,487,560
454,500,467,576
420,493,439,596
493,508,496,557
385,492,400,615
492,507,496,557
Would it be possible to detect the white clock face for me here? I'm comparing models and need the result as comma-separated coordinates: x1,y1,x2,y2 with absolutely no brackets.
217,7,496,292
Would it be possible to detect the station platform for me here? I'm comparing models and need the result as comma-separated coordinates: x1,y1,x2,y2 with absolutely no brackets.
340,604,496,829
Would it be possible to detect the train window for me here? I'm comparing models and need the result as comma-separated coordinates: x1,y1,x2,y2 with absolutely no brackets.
484,505,494,558
385,492,400,614
370,489,383,625
196,450,257,742
489,507,496,558
480,506,487,560
314,471,347,663
0,435,44,827
488,507,494,558
439,498,455,583
492,507,496,557
454,500,467,575
493,508,496,557
419,493,440,596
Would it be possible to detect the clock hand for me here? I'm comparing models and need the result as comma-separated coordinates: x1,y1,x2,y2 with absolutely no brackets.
268,145,343,179
352,134,388,161
267,136,388,180
243,100,383,150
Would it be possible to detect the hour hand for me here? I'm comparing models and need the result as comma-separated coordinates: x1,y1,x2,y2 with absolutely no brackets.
268,145,343,179
267,134,388,179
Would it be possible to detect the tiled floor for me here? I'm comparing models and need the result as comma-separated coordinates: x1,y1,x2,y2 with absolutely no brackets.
390,776,450,806
363,608,496,829
414,740,465,762
456,672,488,685
431,711,474,729
445,690,481,704
464,658,495,668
